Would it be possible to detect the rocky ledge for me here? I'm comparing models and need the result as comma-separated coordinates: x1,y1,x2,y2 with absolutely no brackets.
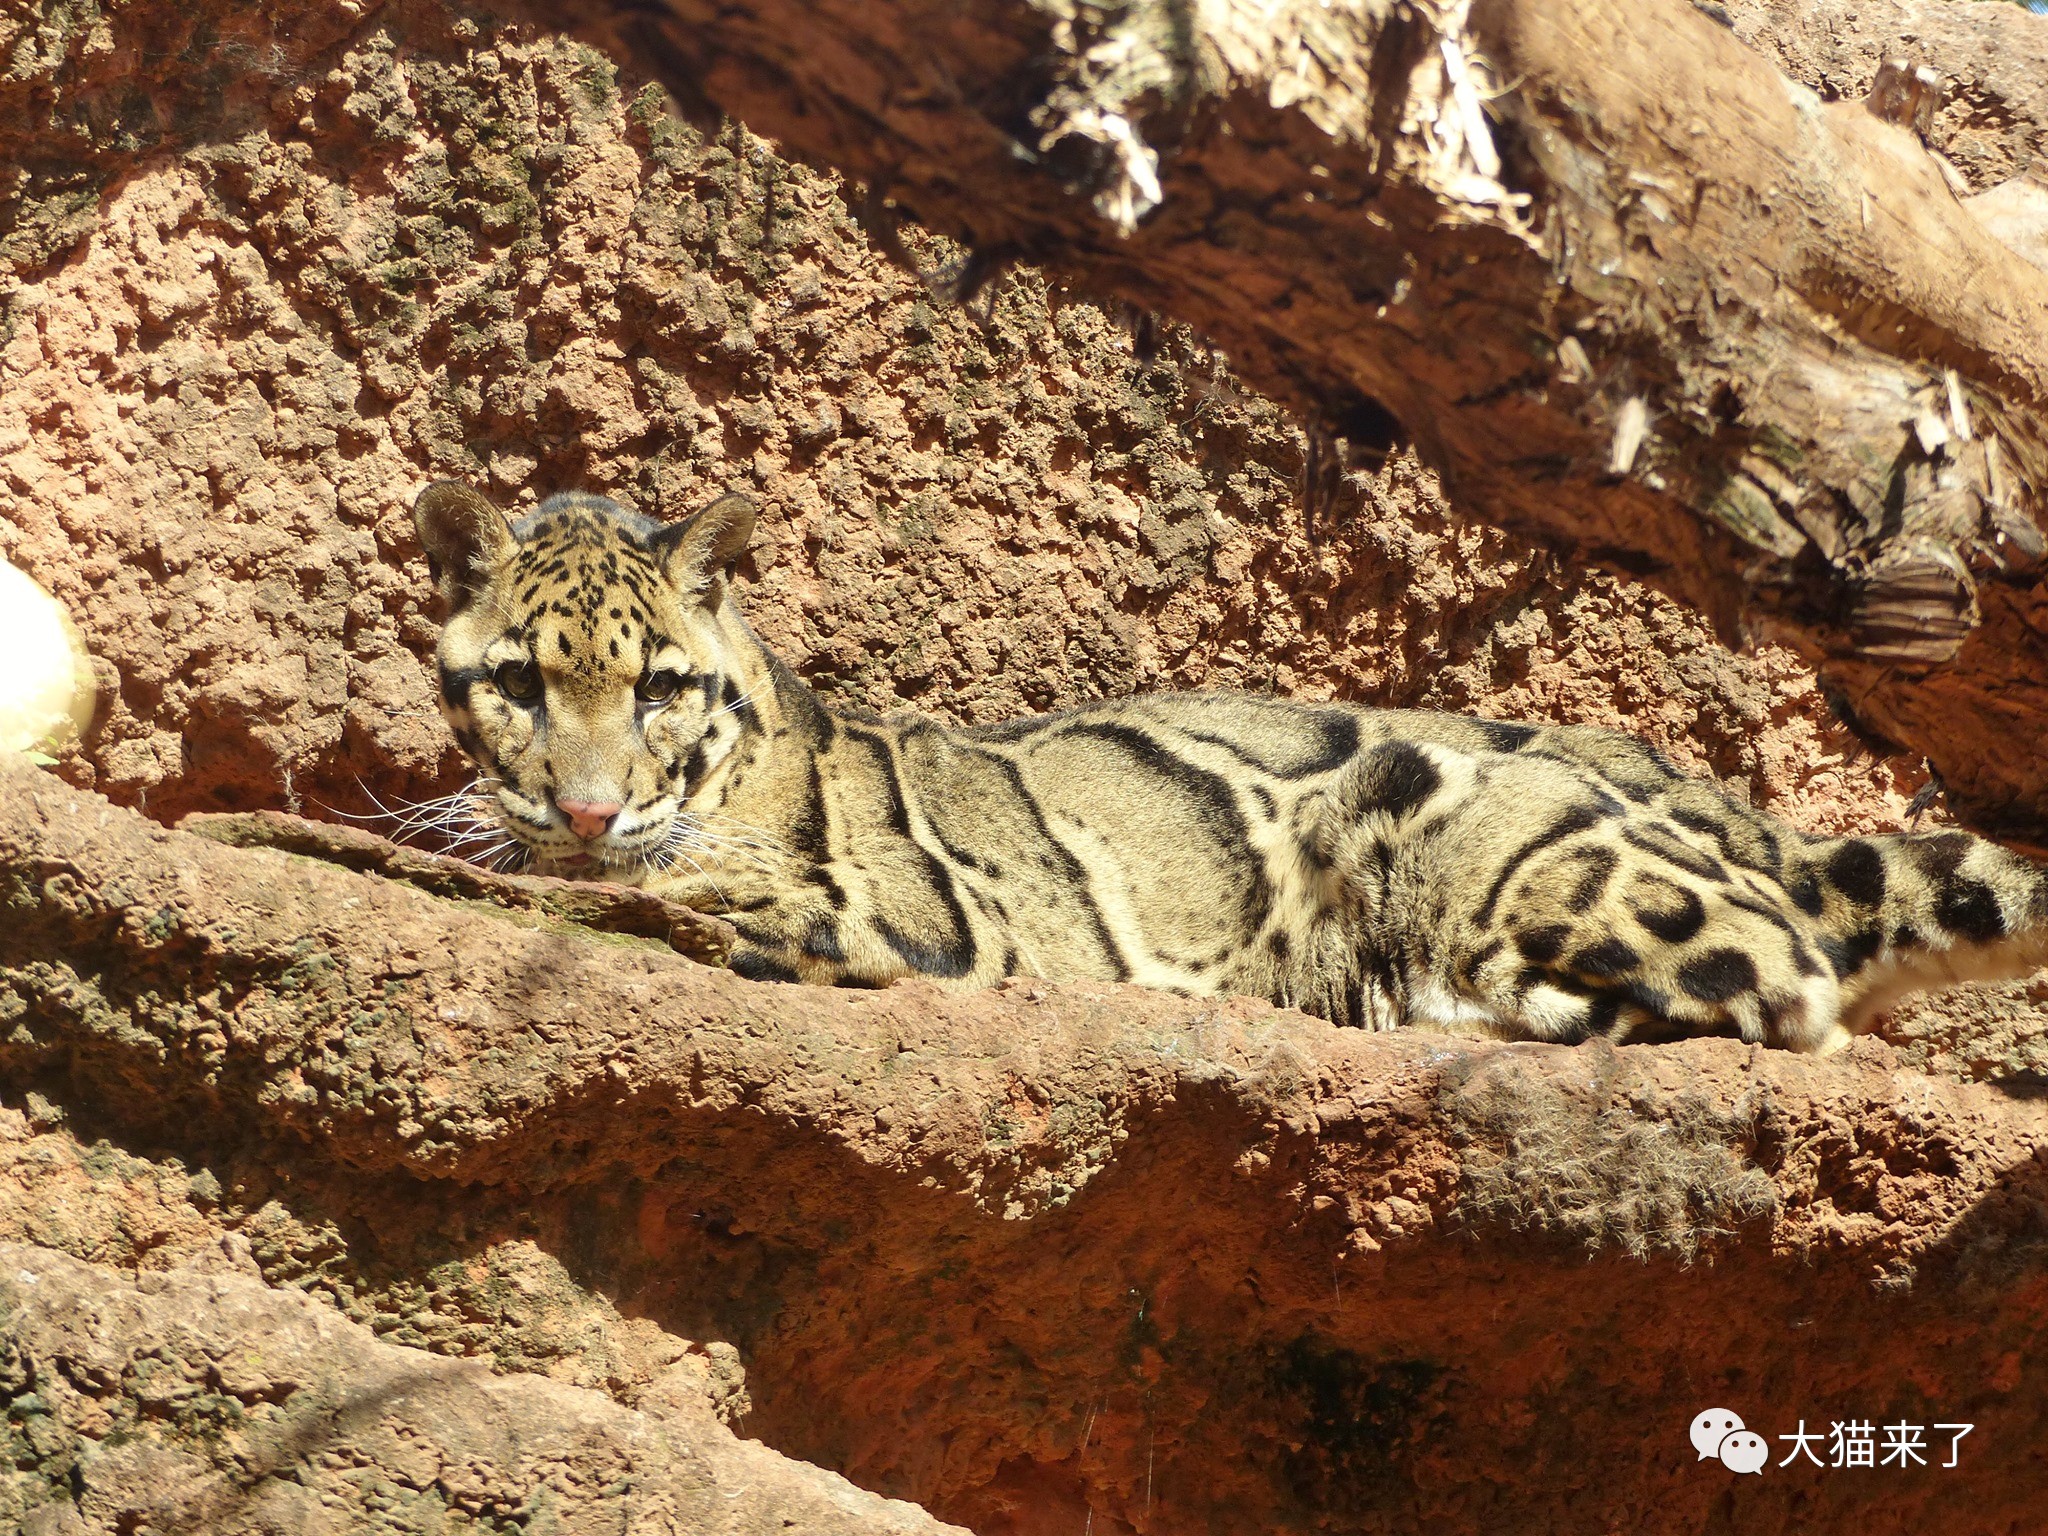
2,750,2044,1532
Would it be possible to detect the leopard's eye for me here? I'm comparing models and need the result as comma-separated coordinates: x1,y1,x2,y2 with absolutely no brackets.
636,669,686,706
494,660,542,703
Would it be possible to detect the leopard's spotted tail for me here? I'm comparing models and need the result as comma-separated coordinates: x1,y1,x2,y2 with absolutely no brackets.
1793,828,2048,1033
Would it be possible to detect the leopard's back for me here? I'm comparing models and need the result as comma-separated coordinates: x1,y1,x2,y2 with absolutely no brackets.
712,690,2048,1050
860,697,1788,1034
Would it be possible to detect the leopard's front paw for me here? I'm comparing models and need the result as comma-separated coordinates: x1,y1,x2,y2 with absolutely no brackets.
727,940,806,984
646,867,793,916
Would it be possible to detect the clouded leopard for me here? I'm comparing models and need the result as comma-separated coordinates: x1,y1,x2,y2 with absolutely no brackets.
413,481,2048,1053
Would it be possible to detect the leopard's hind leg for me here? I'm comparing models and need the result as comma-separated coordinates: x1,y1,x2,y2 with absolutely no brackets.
1456,847,1850,1052
1327,741,1851,1050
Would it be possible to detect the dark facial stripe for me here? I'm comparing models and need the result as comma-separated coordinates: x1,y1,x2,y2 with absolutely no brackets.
679,740,708,791
439,663,486,710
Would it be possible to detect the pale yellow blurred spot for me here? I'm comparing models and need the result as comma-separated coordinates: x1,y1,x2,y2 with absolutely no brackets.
0,557,96,757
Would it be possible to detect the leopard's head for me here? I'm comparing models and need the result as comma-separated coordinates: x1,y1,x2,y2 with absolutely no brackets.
413,481,759,877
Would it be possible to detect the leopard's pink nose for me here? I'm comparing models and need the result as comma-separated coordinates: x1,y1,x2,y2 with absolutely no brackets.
556,799,622,840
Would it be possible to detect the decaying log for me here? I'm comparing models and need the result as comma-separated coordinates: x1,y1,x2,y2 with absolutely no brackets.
1968,163,2048,276
528,0,2048,835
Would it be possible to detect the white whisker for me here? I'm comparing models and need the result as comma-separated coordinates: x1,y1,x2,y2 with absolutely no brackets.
687,827,780,876
703,844,779,878
700,812,788,856
323,774,535,874
709,684,763,723
330,775,504,846
653,837,728,904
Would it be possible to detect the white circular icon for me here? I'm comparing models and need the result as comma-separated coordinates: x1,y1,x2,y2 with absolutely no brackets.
1690,1408,1745,1460
1719,1430,1769,1475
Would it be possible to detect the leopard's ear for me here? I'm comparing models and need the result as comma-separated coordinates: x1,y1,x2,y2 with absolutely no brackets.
414,481,517,608
650,491,757,604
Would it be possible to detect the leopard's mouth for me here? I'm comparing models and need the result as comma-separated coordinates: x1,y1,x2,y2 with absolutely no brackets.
470,781,693,882
520,833,671,883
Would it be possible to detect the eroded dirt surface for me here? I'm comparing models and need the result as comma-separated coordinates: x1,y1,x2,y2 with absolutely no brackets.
1725,0,2048,193
1,0,2041,1072
0,0,1939,822
0,1239,964,1535
4,756,2048,1533
5,0,2048,1529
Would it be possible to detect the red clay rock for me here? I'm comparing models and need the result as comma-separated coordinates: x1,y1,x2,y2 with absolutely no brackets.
0,1241,964,1535
1724,0,2048,194
5,0,2048,1528
4,754,2047,1532
4,0,2042,1066
0,0,1935,820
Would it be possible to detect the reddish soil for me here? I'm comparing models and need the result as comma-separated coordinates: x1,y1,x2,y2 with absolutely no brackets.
3,0,2047,1529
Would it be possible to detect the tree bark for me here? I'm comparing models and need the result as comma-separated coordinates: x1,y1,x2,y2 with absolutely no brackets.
531,0,2048,837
